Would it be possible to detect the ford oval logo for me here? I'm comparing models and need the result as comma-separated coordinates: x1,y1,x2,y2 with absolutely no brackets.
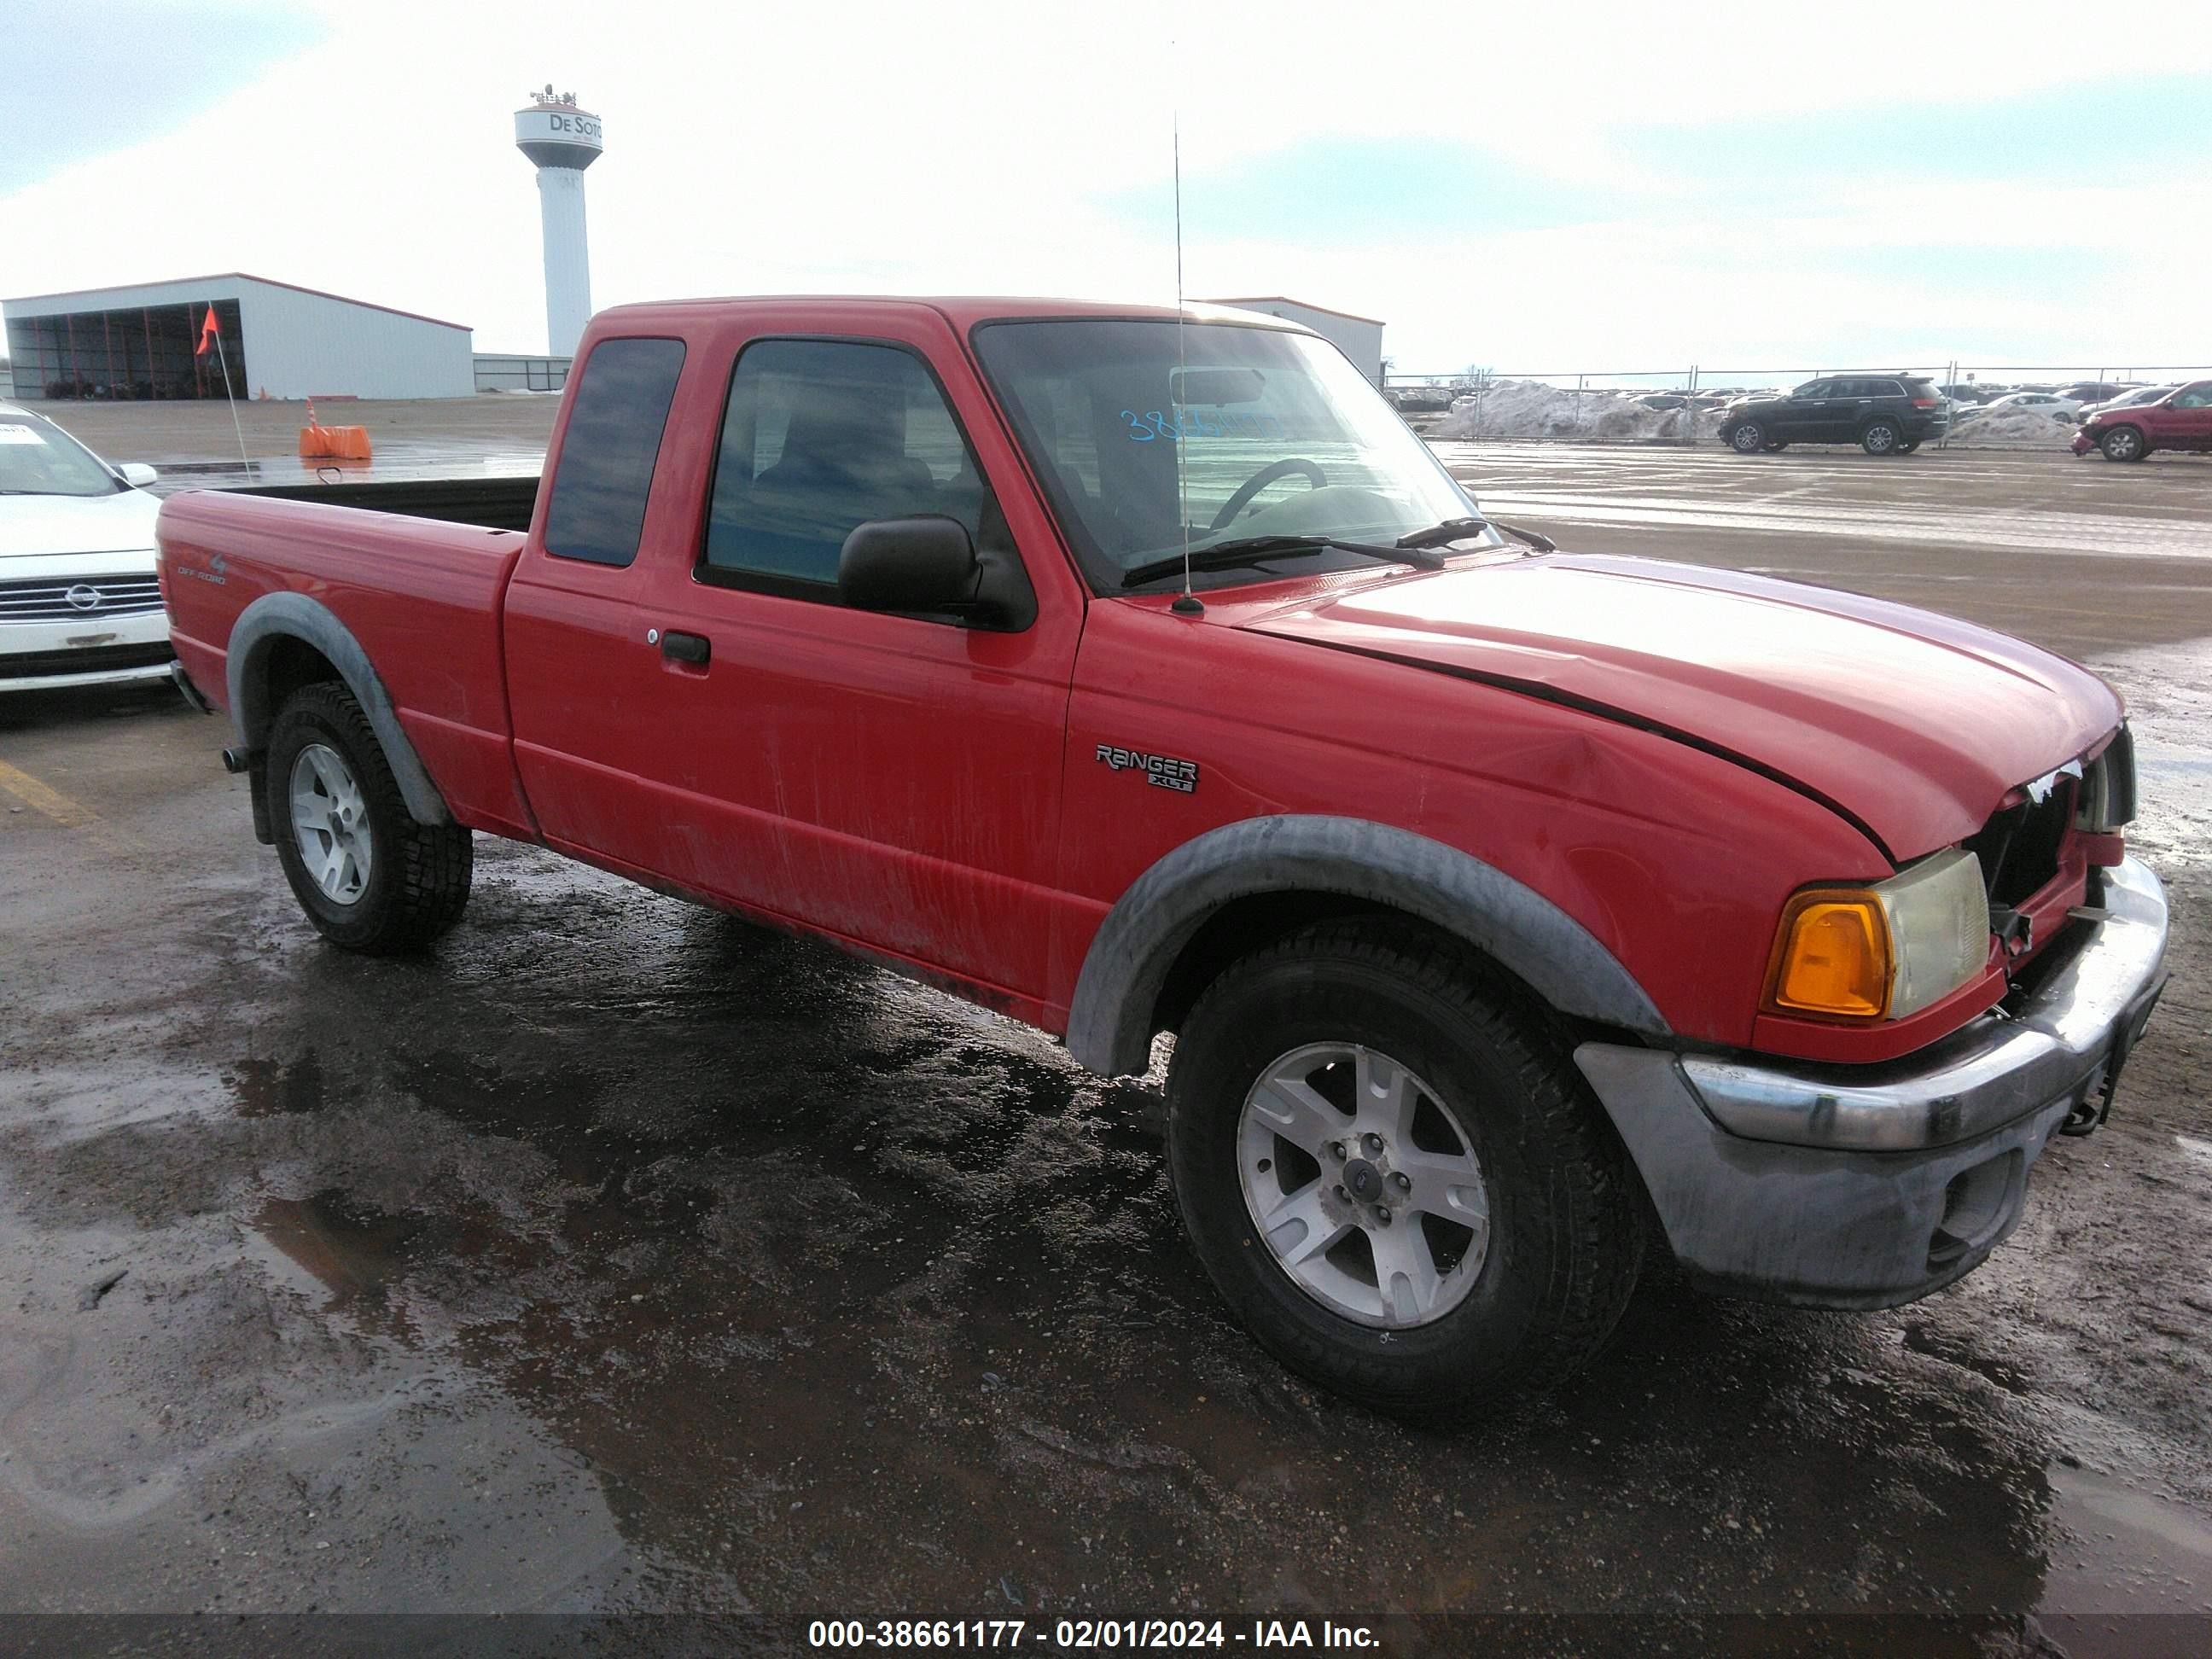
65,584,102,612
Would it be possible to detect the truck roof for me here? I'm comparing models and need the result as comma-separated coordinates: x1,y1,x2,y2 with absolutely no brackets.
591,295,1315,332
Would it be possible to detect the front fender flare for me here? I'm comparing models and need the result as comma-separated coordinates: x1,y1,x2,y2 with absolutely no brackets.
1064,815,1669,1078
225,591,451,826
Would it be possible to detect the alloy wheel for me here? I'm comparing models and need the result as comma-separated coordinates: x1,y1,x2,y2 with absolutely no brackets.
289,742,373,904
1236,1042,1491,1328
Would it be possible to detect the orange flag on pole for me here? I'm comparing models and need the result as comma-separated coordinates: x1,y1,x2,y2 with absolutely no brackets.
195,306,218,357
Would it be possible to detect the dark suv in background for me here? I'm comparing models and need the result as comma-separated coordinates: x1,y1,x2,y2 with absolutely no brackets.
1719,375,1950,456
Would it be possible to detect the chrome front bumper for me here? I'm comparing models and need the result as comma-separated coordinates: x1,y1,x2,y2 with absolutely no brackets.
1575,856,2168,1307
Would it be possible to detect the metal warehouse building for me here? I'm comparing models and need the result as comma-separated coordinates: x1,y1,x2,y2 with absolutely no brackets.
1,273,475,402
1208,296,1387,387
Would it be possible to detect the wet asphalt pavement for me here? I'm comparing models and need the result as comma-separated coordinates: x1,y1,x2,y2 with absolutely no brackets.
3,424,2210,1652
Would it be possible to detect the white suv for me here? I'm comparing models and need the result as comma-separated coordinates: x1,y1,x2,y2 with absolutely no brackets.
0,405,171,693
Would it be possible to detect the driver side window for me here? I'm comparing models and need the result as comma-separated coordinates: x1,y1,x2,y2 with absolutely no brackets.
2174,384,2212,410
700,339,1001,600
1794,381,1831,399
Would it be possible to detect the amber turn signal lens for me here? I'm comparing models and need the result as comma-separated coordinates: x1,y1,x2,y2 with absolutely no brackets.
1767,896,1892,1021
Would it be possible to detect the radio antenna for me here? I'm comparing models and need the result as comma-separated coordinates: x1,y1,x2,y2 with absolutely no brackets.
1169,81,1203,616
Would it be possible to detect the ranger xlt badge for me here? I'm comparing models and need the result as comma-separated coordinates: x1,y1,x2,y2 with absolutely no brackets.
1096,744,1198,794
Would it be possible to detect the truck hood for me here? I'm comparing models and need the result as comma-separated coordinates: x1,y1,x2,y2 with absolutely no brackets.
1239,553,2122,859
0,489,163,562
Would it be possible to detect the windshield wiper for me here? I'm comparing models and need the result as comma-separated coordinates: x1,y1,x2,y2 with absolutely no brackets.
1394,514,1556,555
1394,515,1492,550
1491,521,1556,553
1121,533,1444,590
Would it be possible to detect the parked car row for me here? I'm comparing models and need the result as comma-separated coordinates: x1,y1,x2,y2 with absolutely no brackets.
1714,373,2212,461
1942,379,2140,407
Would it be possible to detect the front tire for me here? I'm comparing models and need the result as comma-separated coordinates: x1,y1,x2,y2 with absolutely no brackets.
265,682,472,953
1860,419,1901,455
1728,422,1767,453
2102,425,2146,463
1166,921,1644,1419
1895,439,1921,454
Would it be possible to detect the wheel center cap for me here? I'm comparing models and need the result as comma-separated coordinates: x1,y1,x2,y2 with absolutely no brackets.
1342,1159,1381,1202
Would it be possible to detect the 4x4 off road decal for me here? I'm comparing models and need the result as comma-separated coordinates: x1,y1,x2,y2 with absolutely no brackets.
1096,744,1199,794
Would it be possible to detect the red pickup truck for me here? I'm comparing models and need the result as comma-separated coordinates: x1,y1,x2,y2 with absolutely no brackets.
158,296,2169,1418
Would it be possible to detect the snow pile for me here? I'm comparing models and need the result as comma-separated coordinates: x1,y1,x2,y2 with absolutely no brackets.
1431,380,1723,443
1946,406,2079,449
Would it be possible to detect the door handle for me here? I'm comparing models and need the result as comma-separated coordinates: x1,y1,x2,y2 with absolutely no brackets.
659,630,711,666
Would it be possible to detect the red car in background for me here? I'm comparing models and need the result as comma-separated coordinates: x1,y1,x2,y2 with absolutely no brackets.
2073,380,2212,461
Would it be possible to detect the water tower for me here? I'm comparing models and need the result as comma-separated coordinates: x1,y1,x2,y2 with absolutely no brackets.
515,86,603,357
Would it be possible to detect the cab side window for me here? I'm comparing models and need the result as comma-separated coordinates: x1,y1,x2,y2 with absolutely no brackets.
542,337,687,568
701,339,1001,599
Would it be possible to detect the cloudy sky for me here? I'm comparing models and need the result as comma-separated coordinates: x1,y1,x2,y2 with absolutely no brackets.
6,0,2211,376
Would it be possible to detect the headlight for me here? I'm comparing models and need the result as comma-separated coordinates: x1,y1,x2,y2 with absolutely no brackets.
1763,847,1988,1023
2077,725,2136,831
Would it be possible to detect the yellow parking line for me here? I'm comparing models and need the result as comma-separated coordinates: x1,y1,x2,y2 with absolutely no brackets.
0,757,145,858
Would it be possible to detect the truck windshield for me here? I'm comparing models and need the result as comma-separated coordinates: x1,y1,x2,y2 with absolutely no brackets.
972,319,1496,591
0,415,125,498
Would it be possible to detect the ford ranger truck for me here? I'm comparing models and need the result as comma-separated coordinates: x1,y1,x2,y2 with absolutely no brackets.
156,298,2169,1419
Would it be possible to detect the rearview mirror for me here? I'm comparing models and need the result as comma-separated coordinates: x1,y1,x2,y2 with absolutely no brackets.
1171,367,1266,406
118,463,158,487
838,515,979,614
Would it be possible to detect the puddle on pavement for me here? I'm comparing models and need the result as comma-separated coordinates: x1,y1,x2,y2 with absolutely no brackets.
255,1190,427,1307
2041,1462,2212,1615
229,1051,329,1117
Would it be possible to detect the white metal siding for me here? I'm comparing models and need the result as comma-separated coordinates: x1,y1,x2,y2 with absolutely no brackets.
238,281,473,399
1210,300,1386,386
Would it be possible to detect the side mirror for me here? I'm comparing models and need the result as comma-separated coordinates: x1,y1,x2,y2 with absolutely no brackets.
118,463,159,487
838,515,980,614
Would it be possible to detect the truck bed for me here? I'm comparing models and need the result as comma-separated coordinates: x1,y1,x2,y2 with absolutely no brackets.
159,486,536,837
227,475,540,533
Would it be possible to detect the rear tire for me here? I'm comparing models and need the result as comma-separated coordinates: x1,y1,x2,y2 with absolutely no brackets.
1860,419,1901,455
265,682,472,953
1728,422,1767,453
1165,920,1644,1420
2102,425,2146,463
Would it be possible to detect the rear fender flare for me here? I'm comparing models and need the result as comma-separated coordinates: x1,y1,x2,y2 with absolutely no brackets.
225,591,451,826
1063,815,1671,1078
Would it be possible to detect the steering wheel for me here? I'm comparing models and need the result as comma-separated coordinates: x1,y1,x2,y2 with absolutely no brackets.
1207,457,1329,533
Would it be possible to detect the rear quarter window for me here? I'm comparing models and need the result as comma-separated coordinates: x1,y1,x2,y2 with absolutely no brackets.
542,336,688,567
